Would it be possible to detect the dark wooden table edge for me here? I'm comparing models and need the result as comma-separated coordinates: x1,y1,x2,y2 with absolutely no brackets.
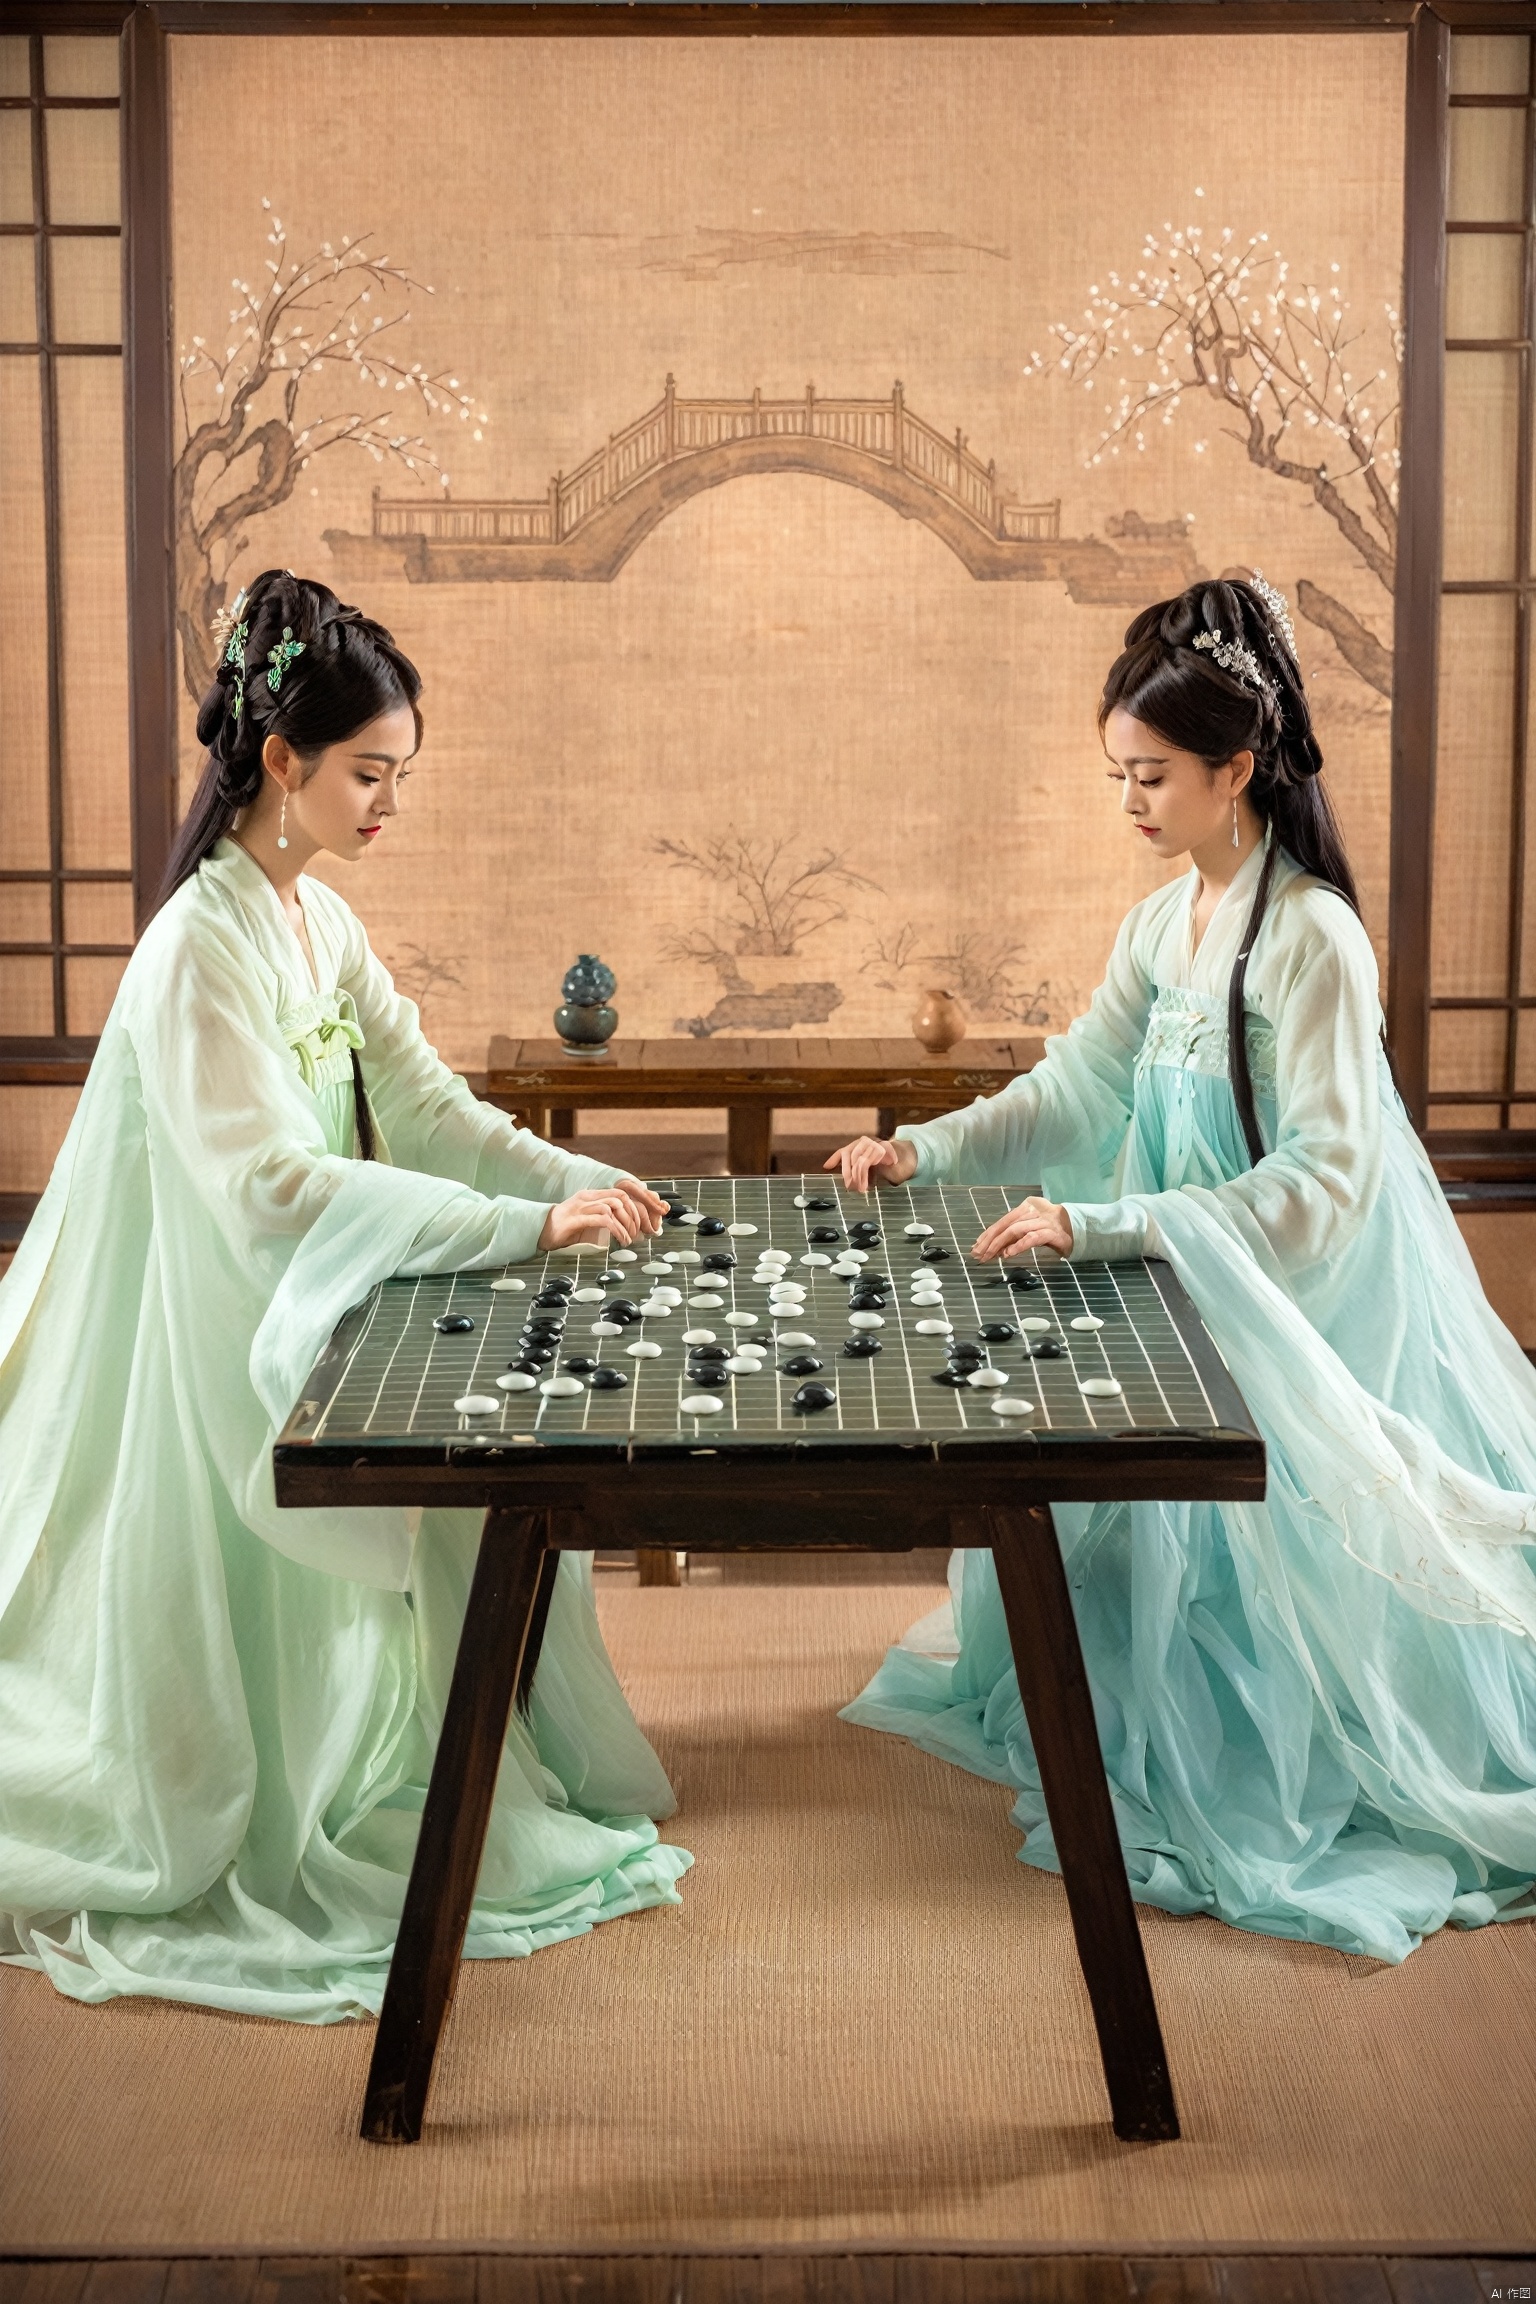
4,2244,1529,2262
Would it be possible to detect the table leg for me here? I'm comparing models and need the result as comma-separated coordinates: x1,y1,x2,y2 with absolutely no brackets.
984,1501,1180,2143
550,1106,575,1139
515,1543,562,1715
636,1547,682,1587
727,1102,773,1175
361,1504,550,2145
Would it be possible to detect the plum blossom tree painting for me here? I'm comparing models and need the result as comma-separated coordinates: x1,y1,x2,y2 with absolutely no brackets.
174,202,487,701
1029,218,1400,694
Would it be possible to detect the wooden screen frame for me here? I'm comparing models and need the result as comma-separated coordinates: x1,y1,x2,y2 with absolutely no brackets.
1,0,1528,1178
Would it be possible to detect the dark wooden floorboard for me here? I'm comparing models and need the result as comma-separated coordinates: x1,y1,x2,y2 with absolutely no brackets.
1126,2263,1221,2304
5,2267,1533,2304
1470,2270,1536,2304
1305,2265,1395,2304
1216,2263,1315,2304
1386,2268,1490,2304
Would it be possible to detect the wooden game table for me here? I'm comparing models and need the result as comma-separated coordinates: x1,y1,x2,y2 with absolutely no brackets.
273,1177,1264,2150
484,1035,1045,1173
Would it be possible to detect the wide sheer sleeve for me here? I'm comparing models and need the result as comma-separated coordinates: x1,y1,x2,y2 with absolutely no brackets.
331,896,623,1203
892,898,1158,1200
1065,888,1386,1280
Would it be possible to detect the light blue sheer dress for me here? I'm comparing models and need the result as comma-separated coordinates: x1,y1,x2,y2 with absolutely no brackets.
843,840,1536,1963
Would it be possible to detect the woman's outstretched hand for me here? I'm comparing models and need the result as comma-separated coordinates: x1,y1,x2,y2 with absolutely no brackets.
972,1196,1074,1262
539,1178,668,1251
825,1136,919,1193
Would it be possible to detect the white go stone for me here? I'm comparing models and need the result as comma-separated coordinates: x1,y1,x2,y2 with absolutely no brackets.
642,1260,672,1276
758,1247,791,1264
1019,1316,1053,1334
770,1284,807,1301
966,1367,1009,1389
639,1301,672,1318
1070,1314,1106,1332
829,1263,861,1280
724,1356,761,1375
848,1311,885,1330
681,1328,717,1345
680,1393,725,1415
990,1395,1035,1418
590,1320,624,1337
539,1376,583,1398
678,1210,705,1226
455,1394,503,1415
688,1292,725,1308
1079,1376,1123,1397
915,1318,954,1336
775,1330,815,1347
571,1286,605,1303
670,1249,702,1266
626,1340,664,1358
904,1223,935,1237
800,1252,832,1267
651,1286,684,1305
496,1371,537,1391
726,1221,759,1236
844,1249,871,1265
725,1310,759,1327
610,1249,638,1263
735,1341,767,1357
490,1276,527,1293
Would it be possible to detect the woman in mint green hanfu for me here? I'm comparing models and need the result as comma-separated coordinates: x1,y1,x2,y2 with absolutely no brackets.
832,577,1536,1967
0,570,690,2021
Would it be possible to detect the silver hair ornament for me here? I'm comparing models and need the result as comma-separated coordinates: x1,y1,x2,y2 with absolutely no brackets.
1249,570,1300,668
1191,628,1273,696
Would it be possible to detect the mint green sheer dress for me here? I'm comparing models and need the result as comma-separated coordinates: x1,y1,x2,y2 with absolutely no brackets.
844,841,1536,1964
0,840,690,2020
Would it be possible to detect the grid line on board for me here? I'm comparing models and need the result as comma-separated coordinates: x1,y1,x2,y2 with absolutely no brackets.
300,1179,1243,1449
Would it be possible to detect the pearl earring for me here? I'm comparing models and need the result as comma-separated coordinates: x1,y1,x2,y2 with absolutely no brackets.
277,793,289,852
1231,797,1239,850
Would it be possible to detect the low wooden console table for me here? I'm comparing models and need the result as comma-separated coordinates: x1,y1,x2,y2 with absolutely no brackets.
484,1035,1045,1174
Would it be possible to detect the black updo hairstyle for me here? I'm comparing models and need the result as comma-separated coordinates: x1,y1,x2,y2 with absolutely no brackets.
1099,577,1360,1168
159,568,424,1160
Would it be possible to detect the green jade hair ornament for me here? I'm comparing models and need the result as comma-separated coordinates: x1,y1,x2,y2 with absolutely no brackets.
267,627,305,693
555,955,618,1056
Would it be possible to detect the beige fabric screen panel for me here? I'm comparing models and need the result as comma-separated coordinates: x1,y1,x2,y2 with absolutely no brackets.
167,32,1404,1076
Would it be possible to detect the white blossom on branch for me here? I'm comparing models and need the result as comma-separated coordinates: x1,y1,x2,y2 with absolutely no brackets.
174,200,489,699
1027,220,1400,597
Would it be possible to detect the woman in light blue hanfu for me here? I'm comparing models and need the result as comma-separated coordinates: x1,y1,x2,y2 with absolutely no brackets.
0,569,690,2021
832,576,1536,1966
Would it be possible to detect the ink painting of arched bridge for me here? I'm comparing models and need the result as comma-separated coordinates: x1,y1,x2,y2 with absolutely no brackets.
323,378,1204,601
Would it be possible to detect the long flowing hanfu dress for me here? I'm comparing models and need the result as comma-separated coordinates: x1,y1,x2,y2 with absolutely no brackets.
0,838,690,2020
843,837,1536,1964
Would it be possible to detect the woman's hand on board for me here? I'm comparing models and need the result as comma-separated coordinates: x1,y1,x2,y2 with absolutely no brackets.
539,1178,668,1251
824,1136,919,1193
972,1196,1074,1262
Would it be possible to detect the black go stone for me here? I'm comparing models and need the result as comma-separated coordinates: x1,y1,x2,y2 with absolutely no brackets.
600,1301,641,1325
597,1269,626,1285
434,1313,474,1334
981,1321,1019,1344
947,1346,985,1369
1008,1270,1043,1292
842,1336,883,1358
564,1356,599,1374
849,1224,882,1245
533,1288,569,1309
510,1355,549,1375
808,1225,842,1244
695,1216,727,1236
588,1366,629,1391
920,1243,952,1263
780,1354,824,1376
686,1365,729,1388
931,1368,971,1387
791,1381,837,1414
849,1294,887,1313
802,1196,837,1211
687,1343,729,1363
1026,1337,1064,1359
700,1252,737,1273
